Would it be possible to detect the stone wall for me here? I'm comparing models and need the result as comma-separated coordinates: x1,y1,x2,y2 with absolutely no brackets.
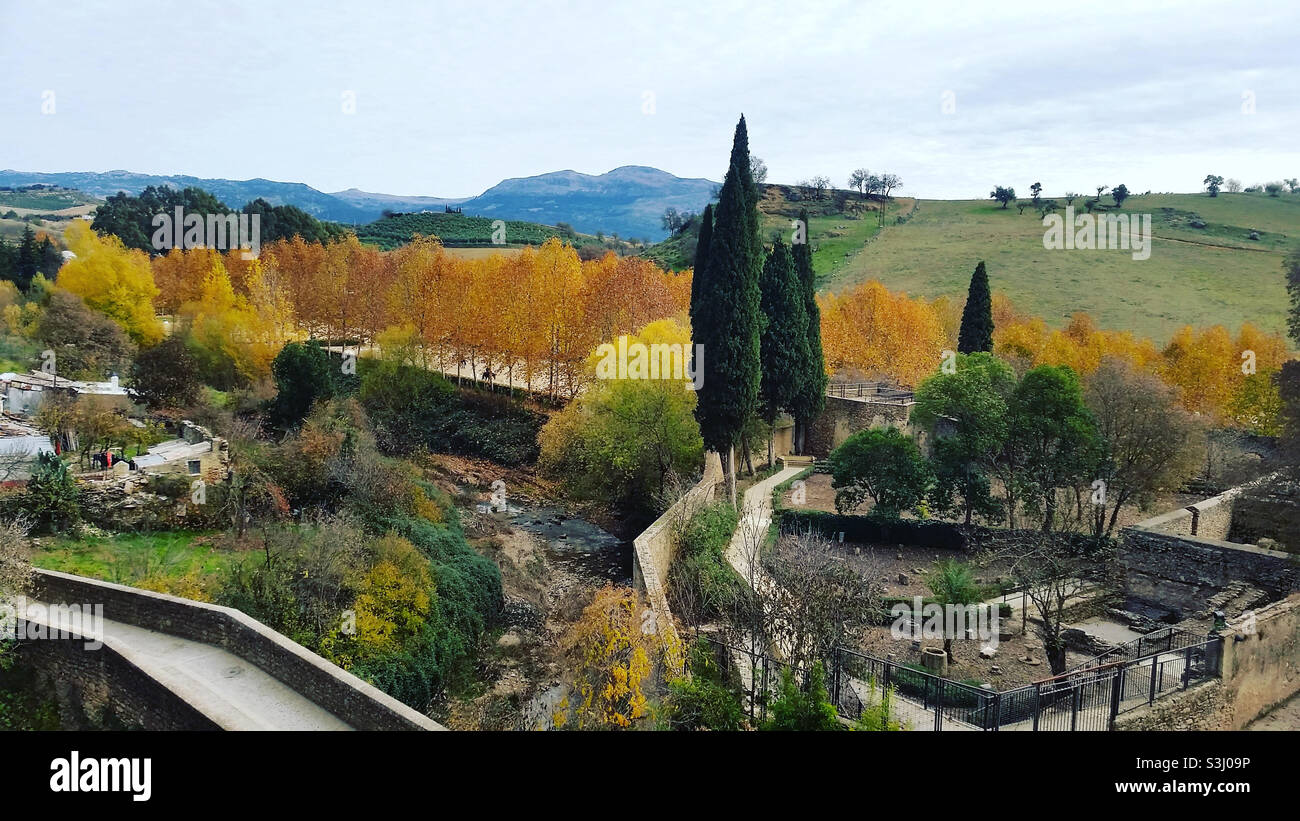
28,569,444,731
805,395,914,458
1114,593,1300,730
1142,486,1240,540
631,451,722,654
15,631,222,730
1114,680,1233,731
1120,527,1300,615
1215,594,1300,730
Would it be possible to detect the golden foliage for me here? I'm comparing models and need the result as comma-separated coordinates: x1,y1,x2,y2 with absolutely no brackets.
58,221,162,345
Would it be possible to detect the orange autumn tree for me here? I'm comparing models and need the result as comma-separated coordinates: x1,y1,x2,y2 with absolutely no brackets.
818,280,947,387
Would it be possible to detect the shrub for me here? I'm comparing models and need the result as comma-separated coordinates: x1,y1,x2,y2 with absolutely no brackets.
663,639,745,731
761,662,841,731
22,453,80,533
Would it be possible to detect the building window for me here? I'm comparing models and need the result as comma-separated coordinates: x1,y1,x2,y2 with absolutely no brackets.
187,460,201,475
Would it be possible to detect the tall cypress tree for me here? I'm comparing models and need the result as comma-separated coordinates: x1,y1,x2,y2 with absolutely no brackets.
789,207,827,452
957,260,994,354
691,116,763,503
689,203,713,312
758,238,810,465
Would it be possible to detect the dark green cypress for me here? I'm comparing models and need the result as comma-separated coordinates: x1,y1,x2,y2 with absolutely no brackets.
691,116,763,493
758,238,810,461
957,260,994,354
690,203,713,311
789,207,827,445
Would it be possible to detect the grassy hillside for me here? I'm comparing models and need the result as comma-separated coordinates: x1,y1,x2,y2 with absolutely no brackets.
353,211,608,251
0,185,100,244
830,192,1297,343
645,183,911,279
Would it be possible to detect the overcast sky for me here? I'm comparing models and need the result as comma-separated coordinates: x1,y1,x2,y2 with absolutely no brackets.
2,0,1297,199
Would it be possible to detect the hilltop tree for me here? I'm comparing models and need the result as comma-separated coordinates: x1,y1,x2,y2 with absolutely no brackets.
848,169,870,196
1204,174,1224,197
1111,184,1130,208
957,261,994,354
691,115,764,504
989,186,1016,209
1029,182,1043,203
749,154,768,185
879,173,902,199
1095,185,1108,201
1226,178,1243,193
757,238,810,465
789,208,826,454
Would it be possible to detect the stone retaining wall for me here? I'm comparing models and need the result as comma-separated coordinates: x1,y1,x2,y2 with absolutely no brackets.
1114,593,1300,730
631,452,723,654
28,568,444,731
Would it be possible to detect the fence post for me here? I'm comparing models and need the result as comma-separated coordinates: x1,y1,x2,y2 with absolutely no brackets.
1070,681,1081,731
1182,645,1193,689
832,648,842,708
1109,668,1123,729
934,680,943,732
990,692,1001,732
1032,684,1041,731
1148,656,1159,705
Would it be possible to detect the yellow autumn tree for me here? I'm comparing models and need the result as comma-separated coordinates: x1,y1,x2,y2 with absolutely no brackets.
560,584,665,729
58,221,162,345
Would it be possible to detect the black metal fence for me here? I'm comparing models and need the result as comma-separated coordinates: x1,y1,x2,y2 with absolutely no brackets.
706,632,1222,731
826,382,915,403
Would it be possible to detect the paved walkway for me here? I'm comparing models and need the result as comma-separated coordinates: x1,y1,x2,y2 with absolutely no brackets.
19,599,353,731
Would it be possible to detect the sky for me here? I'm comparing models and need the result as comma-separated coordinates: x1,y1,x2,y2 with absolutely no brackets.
2,0,1298,199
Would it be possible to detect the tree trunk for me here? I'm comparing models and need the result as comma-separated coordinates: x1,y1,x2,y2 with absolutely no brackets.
725,446,737,508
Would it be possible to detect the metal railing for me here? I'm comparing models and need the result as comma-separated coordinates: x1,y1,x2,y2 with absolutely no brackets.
704,630,1222,731
825,382,915,402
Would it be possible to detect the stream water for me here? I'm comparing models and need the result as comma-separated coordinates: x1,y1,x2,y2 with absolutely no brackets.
476,500,632,585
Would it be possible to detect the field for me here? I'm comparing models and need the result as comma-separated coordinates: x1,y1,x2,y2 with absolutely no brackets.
30,530,242,600
825,192,1299,344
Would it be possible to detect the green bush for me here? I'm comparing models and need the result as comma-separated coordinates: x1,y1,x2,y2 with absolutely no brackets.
663,639,745,731
668,501,749,623
762,662,841,731
22,453,80,533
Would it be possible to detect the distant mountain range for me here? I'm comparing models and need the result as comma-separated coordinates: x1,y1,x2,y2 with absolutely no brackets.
0,166,718,240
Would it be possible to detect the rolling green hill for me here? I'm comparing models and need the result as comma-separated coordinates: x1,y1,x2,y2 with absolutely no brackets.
833,192,1298,344
651,188,1299,345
